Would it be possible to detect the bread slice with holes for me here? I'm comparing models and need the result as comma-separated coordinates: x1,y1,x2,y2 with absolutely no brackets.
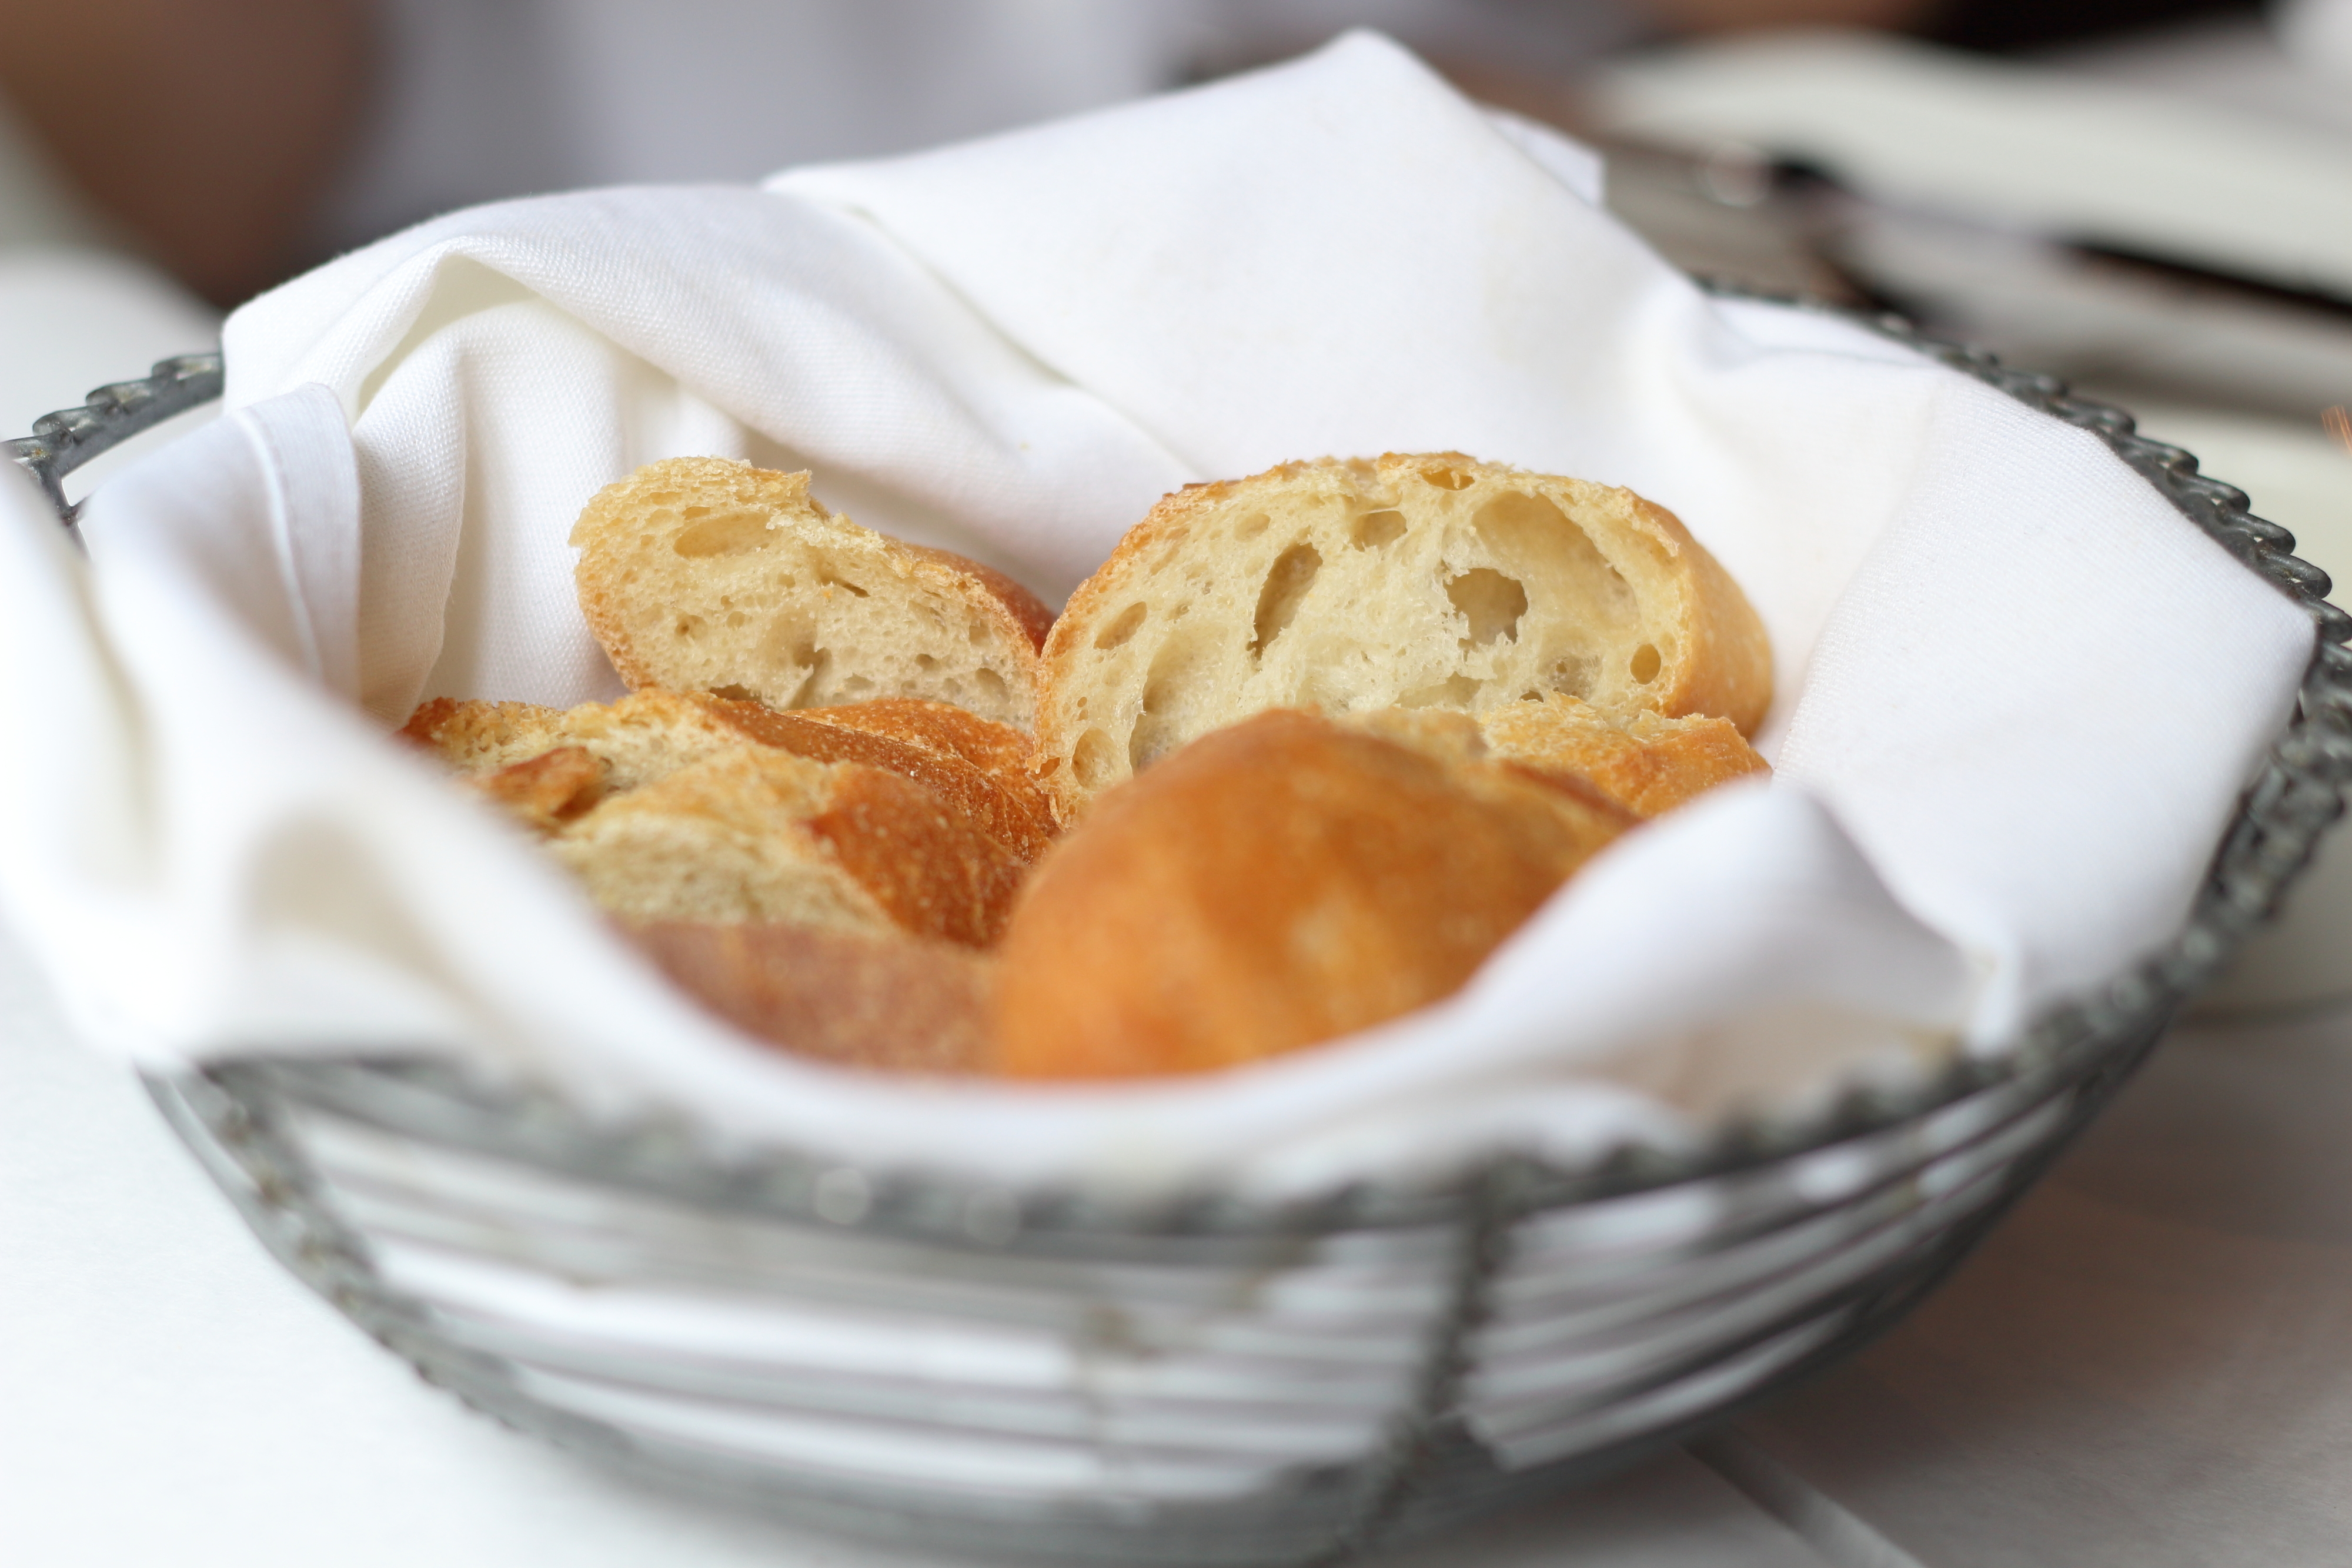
1478,694,1769,818
1034,453,1770,819
993,708,1635,1078
572,458,1054,728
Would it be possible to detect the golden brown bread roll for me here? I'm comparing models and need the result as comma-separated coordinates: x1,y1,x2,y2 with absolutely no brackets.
570,458,1053,728
1033,453,1771,821
993,709,1635,1078
629,921,994,1073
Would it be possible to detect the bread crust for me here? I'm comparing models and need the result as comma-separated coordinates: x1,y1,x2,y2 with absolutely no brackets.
465,745,607,833
796,696,1037,780
696,696,1055,862
1034,453,1771,821
628,921,994,1074
570,457,1050,728
399,697,567,773
402,689,1054,862
407,693,1031,942
553,745,1025,945
1478,694,1769,818
802,760,1027,945
992,709,1632,1078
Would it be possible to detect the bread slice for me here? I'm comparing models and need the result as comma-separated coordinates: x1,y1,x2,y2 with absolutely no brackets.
992,709,1633,1078
572,458,1053,728
404,691,1055,861
552,746,1025,945
399,697,569,774
1478,694,1768,818
697,698,1055,864
796,696,1036,782
627,922,993,1074
1034,453,1770,819
466,745,607,833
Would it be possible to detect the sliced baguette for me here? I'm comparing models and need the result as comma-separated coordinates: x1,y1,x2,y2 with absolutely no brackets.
993,708,1633,1078
552,746,1025,944
1478,694,1769,818
405,690,1054,861
1034,453,1770,819
466,745,607,833
399,697,568,773
572,457,1053,728
796,696,1037,781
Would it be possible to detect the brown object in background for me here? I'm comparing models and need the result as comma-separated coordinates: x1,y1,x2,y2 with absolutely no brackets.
0,0,373,305
994,709,1634,1079
631,921,993,1074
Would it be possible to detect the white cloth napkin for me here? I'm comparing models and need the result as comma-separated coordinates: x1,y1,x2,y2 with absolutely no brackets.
0,32,2312,1196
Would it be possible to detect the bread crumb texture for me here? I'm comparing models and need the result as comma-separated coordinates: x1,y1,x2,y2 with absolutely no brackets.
571,457,1051,728
1035,453,1770,819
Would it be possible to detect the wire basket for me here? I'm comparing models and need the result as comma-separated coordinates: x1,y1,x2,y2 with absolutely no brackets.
15,299,2351,1566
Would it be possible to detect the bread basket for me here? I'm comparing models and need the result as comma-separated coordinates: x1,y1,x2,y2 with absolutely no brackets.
13,294,2350,1566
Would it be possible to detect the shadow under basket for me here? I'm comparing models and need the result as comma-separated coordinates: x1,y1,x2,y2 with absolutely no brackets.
14,295,2352,1565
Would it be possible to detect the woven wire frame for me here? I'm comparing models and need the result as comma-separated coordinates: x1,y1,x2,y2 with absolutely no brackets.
19,305,2352,1563
2,352,222,530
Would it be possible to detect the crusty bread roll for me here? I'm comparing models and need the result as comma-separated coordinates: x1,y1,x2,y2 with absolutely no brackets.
1034,453,1770,820
572,458,1054,728
1478,694,1768,818
993,709,1634,1078
553,745,1025,944
628,922,994,1073
405,690,1054,861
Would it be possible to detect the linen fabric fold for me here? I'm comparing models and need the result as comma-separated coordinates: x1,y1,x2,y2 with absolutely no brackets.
0,31,2312,1194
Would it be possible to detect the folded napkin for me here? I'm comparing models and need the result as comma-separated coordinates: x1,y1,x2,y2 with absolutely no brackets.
0,32,2311,1195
